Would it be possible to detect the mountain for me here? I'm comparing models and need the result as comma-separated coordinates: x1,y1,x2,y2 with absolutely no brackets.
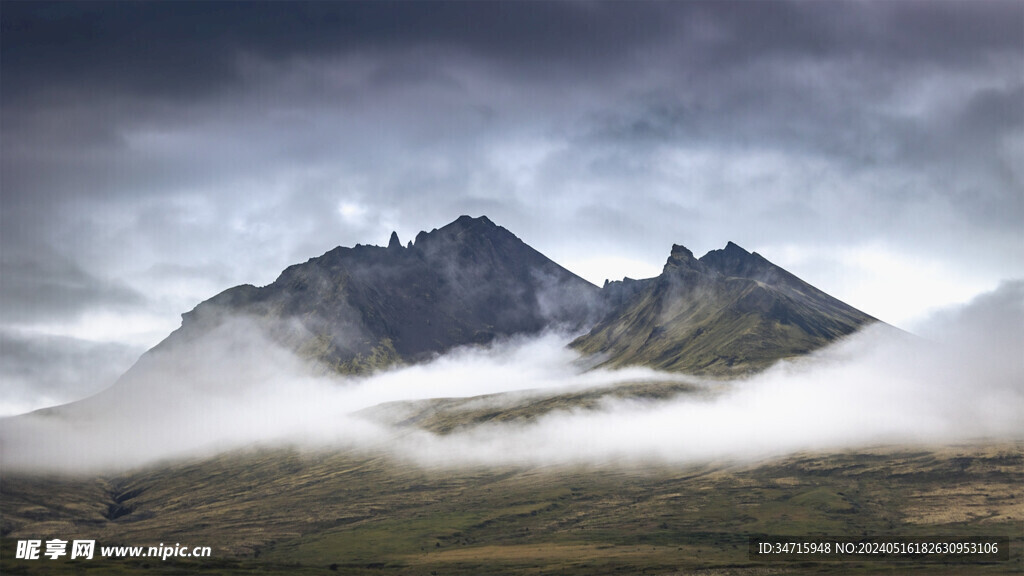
109,215,876,389
139,215,603,375
571,242,877,375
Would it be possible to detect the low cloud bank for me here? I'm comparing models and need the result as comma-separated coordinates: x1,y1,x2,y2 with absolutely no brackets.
0,330,144,417
2,281,1021,474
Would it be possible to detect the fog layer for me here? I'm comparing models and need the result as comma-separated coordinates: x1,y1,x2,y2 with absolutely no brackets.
2,281,1020,474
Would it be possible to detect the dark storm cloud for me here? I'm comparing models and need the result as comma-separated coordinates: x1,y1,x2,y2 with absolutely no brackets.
2,0,1019,244
0,1,1021,412
550,2,1022,258
704,1,1020,65
0,243,143,323
0,1,676,104
6,1,1018,98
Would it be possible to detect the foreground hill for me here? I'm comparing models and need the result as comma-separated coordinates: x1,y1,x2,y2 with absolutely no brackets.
3,440,1019,575
3,382,1020,573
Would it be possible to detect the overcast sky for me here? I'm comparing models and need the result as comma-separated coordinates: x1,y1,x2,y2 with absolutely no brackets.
2,1,1022,414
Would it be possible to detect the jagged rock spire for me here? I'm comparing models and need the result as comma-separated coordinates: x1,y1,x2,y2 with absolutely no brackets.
388,231,402,250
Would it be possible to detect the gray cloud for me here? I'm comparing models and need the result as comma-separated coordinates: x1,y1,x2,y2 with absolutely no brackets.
0,243,144,323
0,330,143,416
1,1,1021,409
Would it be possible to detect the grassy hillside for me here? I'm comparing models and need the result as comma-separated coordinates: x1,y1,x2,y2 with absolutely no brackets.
3,442,1020,575
359,379,709,434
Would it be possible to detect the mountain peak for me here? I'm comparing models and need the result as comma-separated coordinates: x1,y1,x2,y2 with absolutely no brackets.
410,215,505,249
670,243,695,257
387,231,402,250
699,241,769,279
723,241,748,254
664,243,705,274
452,214,495,228
437,215,502,237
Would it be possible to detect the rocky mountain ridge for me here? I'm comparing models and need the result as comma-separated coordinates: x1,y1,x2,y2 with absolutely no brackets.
573,240,877,374
125,215,877,382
